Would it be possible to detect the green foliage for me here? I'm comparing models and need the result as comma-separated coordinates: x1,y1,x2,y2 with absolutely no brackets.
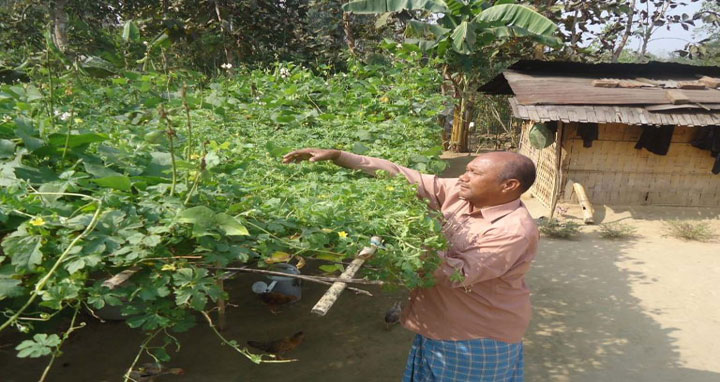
0,51,449,369
538,218,581,239
663,220,716,242
15,333,61,358
0,0,373,73
598,222,637,240
346,0,560,55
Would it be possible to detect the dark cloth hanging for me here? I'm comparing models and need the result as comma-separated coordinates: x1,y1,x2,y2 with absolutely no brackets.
634,125,675,156
691,126,720,175
577,123,598,148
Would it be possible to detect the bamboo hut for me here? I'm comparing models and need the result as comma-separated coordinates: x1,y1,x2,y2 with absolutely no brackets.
479,60,720,209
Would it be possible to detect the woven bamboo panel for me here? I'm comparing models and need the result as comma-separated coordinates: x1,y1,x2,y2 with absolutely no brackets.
519,120,561,209
564,124,720,206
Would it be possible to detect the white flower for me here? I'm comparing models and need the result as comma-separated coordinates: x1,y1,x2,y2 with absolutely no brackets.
221,63,233,70
142,41,148,46
56,112,71,121
396,43,403,49
279,67,290,78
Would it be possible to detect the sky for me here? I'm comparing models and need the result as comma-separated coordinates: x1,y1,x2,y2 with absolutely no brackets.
628,1,705,57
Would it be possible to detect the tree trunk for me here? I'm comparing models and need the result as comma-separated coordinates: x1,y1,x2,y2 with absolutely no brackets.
343,11,357,55
450,96,474,153
214,0,233,65
52,0,69,52
640,29,651,57
612,0,636,62
448,75,475,153
450,102,466,152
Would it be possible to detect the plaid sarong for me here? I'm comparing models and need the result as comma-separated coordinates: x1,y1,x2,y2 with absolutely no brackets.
402,334,524,382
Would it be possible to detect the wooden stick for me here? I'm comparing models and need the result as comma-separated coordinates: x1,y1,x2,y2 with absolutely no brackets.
698,76,720,88
311,236,380,316
677,80,706,90
666,89,690,104
573,182,595,224
592,79,618,88
102,267,140,290
212,267,379,295
216,262,227,331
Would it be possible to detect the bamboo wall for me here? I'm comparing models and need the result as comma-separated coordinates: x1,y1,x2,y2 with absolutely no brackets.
518,120,566,209
519,120,720,207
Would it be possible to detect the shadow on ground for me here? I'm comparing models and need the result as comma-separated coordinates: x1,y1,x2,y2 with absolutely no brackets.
526,233,720,382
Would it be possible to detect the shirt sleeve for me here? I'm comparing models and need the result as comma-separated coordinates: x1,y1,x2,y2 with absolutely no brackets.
433,228,530,288
334,151,455,211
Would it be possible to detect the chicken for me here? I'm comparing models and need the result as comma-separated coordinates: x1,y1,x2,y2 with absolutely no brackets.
384,301,402,330
247,331,304,357
259,291,299,314
128,363,184,382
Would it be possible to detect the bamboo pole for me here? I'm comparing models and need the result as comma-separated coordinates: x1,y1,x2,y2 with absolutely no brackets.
549,122,565,218
212,267,379,295
573,182,595,224
311,236,380,316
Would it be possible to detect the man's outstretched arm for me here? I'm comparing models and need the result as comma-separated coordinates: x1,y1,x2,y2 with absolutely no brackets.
283,148,455,211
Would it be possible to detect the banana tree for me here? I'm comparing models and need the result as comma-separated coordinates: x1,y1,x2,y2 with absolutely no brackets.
343,0,560,152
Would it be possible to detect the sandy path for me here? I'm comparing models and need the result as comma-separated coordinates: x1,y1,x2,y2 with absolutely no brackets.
523,200,720,382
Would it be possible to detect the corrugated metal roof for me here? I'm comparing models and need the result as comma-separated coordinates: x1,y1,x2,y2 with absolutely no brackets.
504,71,720,106
480,60,720,126
509,98,720,126
478,60,720,95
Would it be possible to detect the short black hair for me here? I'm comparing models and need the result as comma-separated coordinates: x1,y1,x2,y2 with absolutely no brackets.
498,153,536,194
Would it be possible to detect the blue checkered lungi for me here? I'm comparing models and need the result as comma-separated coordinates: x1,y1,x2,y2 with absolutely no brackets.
402,334,524,382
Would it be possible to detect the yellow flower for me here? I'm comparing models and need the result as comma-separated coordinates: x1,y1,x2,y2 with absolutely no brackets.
338,231,348,238
161,264,176,271
29,217,46,226
73,118,84,124
379,96,390,103
190,154,200,160
386,186,395,191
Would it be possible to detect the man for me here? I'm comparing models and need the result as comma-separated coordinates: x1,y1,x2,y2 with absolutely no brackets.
283,148,539,382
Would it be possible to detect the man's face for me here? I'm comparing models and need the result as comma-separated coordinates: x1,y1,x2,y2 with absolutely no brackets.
457,155,507,207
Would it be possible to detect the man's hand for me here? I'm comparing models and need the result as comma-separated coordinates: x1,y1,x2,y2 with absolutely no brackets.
282,148,341,164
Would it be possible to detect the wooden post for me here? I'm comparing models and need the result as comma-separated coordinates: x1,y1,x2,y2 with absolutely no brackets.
311,236,380,316
549,122,565,219
573,182,595,224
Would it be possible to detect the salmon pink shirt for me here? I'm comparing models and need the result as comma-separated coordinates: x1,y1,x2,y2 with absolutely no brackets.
336,152,539,343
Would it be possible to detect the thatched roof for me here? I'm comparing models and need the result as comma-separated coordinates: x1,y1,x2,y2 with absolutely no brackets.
479,60,720,126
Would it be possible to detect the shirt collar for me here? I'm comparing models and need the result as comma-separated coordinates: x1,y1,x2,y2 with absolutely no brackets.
469,198,522,222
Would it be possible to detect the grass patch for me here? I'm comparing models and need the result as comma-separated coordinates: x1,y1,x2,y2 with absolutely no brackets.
539,218,581,239
598,222,637,240
663,220,716,242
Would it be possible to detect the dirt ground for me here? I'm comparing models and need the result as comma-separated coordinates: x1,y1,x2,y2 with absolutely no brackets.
2,154,719,381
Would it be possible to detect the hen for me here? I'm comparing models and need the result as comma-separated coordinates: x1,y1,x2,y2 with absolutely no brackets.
384,301,402,330
247,331,304,357
128,363,184,382
259,291,299,314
